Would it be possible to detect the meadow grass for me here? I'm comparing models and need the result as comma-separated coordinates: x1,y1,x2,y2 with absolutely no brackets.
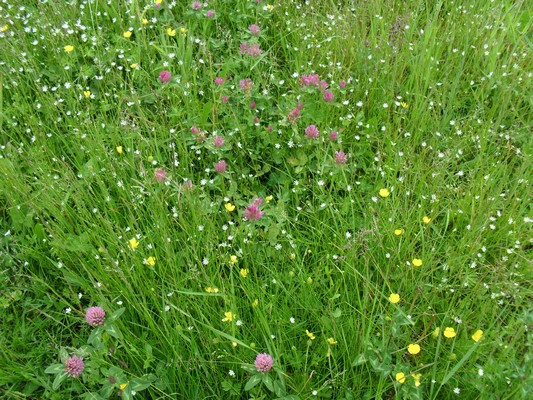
0,0,531,399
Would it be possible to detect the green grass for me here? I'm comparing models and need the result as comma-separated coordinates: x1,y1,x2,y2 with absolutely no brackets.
0,0,531,399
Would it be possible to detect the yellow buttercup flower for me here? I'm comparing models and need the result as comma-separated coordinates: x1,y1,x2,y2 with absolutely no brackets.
394,229,404,235
116,146,123,154
265,195,273,203
83,90,91,99
239,268,248,278
119,382,129,390
123,31,132,39
64,45,74,53
1,24,8,32
142,18,149,25
326,337,337,345
444,327,456,338
472,329,483,342
130,63,139,69
423,216,432,224
128,238,139,249
225,202,235,212
412,258,423,267
401,101,408,108
389,293,400,304
411,373,422,387
166,27,176,36
145,256,156,267
379,188,390,198
407,343,421,355
252,299,258,307
306,330,315,340
395,372,406,384
205,287,219,293
230,255,238,264
222,311,234,322
179,27,187,34
155,0,162,4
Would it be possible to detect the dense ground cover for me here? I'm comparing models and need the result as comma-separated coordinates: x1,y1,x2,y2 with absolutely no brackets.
0,0,531,399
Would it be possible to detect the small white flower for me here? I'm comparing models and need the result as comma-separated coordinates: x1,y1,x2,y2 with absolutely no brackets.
229,370,235,376
454,387,460,395
290,317,295,323
65,307,72,314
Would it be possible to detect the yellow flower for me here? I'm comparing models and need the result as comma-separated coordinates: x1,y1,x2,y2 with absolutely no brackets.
130,63,139,69
443,327,456,338
407,343,421,355
64,45,74,53
290,253,296,260
142,18,149,25
155,0,162,4
232,341,237,347
266,4,274,10
307,277,313,284
306,330,315,340
326,337,337,345
389,293,400,304
394,229,404,235
119,382,129,390
128,238,139,249
240,268,249,278
123,31,132,39
116,146,123,154
265,195,273,203
379,188,390,198
472,329,483,342
401,101,408,108
205,287,219,293
147,155,154,163
432,327,441,339
222,311,234,322
83,90,91,99
230,255,238,264
252,299,258,307
423,216,432,224
1,24,8,32
166,27,176,36
225,202,235,212
179,27,187,34
145,256,156,267
412,258,423,267
411,373,422,387
395,372,406,384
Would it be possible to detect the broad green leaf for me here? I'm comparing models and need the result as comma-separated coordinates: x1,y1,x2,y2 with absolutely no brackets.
262,374,274,392
111,307,126,321
52,372,67,390
244,374,262,391
44,364,65,374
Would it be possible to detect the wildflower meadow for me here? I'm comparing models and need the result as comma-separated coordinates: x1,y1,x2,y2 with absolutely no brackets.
1,0,531,399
